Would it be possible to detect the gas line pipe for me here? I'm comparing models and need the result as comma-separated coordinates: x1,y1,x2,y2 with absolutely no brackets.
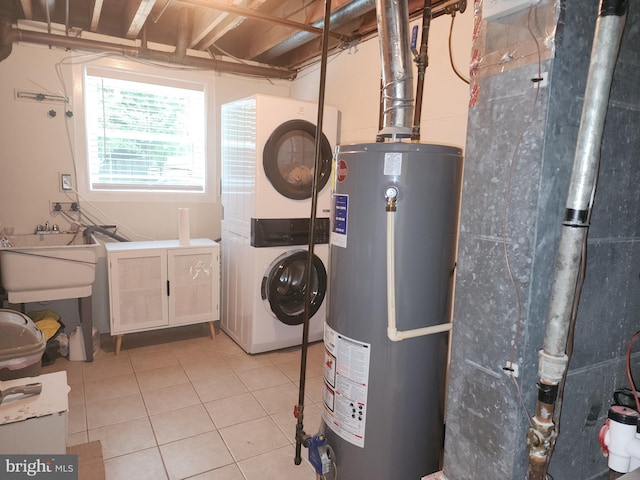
526,1,627,479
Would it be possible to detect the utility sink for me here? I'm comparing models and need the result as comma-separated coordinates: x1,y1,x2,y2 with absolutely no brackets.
0,233,98,303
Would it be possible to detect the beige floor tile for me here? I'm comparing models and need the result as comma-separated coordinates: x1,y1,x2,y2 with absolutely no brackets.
297,375,325,404
66,431,88,447
271,403,323,443
129,350,180,372
141,382,200,415
222,352,274,372
192,373,248,403
136,364,189,391
237,445,316,480
180,359,233,383
219,416,290,462
204,392,267,429
82,355,133,382
67,382,85,406
252,382,312,415
160,431,234,480
85,392,147,430
104,447,168,480
209,335,246,355
68,402,87,434
88,417,157,459
236,365,292,391
187,463,245,480
173,345,221,365
262,348,302,365
276,358,324,382
150,404,215,445
84,372,140,402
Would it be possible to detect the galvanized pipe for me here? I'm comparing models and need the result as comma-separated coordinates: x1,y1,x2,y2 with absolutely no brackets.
4,27,297,78
527,1,627,478
376,0,415,138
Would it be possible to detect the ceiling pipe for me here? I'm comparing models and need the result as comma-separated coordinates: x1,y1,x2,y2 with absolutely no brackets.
375,0,414,139
173,6,191,61
411,0,432,142
526,1,627,478
257,0,375,62
178,0,352,43
3,27,297,78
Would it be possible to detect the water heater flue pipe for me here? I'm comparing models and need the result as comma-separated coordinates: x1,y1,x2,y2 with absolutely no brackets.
527,1,627,478
376,0,415,139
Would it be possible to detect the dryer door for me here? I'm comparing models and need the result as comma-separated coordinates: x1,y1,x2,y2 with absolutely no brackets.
263,120,333,200
261,250,327,326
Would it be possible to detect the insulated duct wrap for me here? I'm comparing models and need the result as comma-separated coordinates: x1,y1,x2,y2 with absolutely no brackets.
376,0,415,137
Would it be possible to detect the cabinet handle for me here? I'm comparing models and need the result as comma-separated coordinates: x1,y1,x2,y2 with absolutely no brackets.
167,280,170,296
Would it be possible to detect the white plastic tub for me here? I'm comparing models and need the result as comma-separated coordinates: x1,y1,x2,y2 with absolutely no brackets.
0,309,46,380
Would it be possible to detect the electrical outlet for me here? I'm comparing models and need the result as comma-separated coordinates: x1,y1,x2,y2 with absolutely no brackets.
483,0,539,20
60,173,72,191
50,201,77,213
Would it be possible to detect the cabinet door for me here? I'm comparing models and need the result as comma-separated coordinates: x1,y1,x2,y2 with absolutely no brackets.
168,247,219,325
109,250,169,333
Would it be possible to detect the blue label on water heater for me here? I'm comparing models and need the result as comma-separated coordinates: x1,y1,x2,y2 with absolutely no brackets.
331,194,348,248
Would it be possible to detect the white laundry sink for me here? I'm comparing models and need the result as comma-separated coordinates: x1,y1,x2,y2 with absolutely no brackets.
0,233,98,303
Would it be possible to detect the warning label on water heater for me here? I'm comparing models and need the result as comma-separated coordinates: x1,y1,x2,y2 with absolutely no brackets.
322,324,371,448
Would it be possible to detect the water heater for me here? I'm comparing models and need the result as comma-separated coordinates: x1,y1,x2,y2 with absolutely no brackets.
321,142,463,479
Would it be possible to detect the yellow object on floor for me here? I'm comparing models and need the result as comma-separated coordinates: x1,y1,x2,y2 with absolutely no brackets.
27,309,61,322
34,318,63,341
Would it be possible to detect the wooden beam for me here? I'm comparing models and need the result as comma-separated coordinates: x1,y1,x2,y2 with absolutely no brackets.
90,0,104,32
191,0,268,50
125,0,157,39
19,0,33,20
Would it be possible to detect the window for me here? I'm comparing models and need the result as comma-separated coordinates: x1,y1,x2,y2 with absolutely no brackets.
83,68,205,193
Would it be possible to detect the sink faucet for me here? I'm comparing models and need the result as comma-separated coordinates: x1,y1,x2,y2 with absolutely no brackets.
35,223,59,234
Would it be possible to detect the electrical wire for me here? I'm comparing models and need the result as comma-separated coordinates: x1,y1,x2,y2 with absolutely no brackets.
448,11,469,84
505,6,543,367
502,5,544,430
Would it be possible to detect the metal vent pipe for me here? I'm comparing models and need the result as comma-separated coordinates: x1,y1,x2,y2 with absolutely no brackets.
375,0,415,139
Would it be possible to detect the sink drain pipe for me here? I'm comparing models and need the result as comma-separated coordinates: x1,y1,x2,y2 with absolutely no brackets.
527,1,627,479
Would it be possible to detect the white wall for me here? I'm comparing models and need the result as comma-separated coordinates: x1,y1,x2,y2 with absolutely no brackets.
0,9,473,335
0,42,290,332
292,11,473,148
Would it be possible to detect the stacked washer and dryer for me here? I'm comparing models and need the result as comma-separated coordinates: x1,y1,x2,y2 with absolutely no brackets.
220,95,338,354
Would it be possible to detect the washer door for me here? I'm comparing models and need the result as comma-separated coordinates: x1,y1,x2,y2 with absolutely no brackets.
261,250,327,326
263,119,333,200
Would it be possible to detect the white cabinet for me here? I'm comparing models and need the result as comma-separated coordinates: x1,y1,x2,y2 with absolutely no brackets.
105,239,219,354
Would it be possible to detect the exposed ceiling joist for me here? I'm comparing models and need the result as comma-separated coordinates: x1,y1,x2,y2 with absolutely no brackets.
125,0,157,39
90,0,105,32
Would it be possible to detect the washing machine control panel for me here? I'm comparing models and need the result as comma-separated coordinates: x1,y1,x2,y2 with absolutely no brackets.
250,217,330,247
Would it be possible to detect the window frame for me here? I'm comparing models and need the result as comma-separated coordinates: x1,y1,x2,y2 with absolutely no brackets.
72,57,216,203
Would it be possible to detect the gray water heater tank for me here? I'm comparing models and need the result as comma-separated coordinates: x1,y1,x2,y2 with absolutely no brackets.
321,142,463,479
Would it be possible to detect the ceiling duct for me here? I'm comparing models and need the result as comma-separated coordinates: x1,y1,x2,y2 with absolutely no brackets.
375,0,414,138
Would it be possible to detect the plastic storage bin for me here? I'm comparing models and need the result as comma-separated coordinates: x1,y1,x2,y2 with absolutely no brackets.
0,309,46,380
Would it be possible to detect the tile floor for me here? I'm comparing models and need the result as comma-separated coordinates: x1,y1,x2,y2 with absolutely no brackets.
41,324,327,480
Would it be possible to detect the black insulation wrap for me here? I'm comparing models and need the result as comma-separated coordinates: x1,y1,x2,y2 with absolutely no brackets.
600,0,628,16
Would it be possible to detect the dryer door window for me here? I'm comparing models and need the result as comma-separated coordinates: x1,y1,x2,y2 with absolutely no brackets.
263,120,332,200
261,250,327,326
